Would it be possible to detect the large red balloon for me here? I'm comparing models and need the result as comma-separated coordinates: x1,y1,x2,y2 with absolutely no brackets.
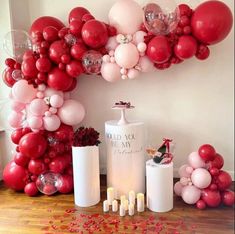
49,40,69,64
22,57,38,78
69,7,90,23
19,132,47,159
30,16,65,38
48,67,73,91
191,1,233,45
28,159,46,175
14,152,30,167
201,189,221,207
3,161,28,191
216,170,232,191
81,19,109,49
147,36,172,64
198,144,216,162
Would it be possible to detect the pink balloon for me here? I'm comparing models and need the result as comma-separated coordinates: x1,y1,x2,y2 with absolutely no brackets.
12,80,37,103
133,31,147,45
138,56,154,72
127,68,139,79
191,168,212,189
44,87,64,98
8,111,24,128
101,62,121,82
108,0,143,34
186,166,194,174
188,151,206,169
28,116,43,129
43,115,61,131
58,100,85,126
174,181,184,196
181,185,201,204
29,98,49,116
180,177,189,186
114,43,139,69
11,101,25,112
50,94,64,108
178,164,191,178
105,36,119,51
49,107,57,114
137,42,147,52
36,92,44,99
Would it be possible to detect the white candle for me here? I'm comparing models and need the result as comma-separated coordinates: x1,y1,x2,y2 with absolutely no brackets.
120,195,126,205
124,199,129,211
103,200,109,212
112,200,118,212
129,190,135,205
119,204,126,217
128,203,135,216
137,193,145,212
107,187,115,205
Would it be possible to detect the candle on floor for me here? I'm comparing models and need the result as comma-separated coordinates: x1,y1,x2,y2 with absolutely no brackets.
128,203,135,216
124,199,129,211
112,200,118,212
119,204,126,217
120,195,126,205
103,200,109,212
137,193,145,212
129,190,135,205
107,187,115,205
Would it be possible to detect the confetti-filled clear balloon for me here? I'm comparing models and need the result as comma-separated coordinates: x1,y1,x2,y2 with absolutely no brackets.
64,33,77,46
3,30,32,62
143,0,180,35
12,69,23,81
82,50,103,74
36,171,62,195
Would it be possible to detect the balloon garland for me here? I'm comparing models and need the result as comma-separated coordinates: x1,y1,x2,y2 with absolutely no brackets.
1,0,233,196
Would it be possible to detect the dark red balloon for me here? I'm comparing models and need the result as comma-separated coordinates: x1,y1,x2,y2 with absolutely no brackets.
209,167,219,177
196,199,206,209
191,1,233,45
174,35,197,60
5,58,16,68
82,14,95,23
147,36,172,64
216,170,232,191
69,19,83,36
49,156,68,173
198,144,216,162
28,159,46,175
2,68,16,87
70,43,87,60
21,57,38,78
11,128,24,144
209,153,224,169
24,182,38,196
66,78,77,92
54,124,73,142
48,67,73,91
14,152,30,167
3,161,28,191
179,4,192,17
57,174,73,194
36,57,51,72
43,26,59,42
221,190,234,206
19,132,47,159
81,19,109,49
49,40,69,64
201,189,221,207
196,44,210,60
66,60,83,78
69,7,90,23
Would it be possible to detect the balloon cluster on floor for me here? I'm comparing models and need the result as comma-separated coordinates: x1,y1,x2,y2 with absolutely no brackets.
174,144,234,209
1,0,233,196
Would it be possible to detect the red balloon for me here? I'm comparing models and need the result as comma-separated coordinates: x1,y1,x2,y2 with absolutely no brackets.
221,190,234,206
208,183,218,191
22,57,38,78
81,19,109,49
174,35,197,60
69,19,83,36
43,26,59,42
30,16,65,38
49,156,68,173
2,68,16,87
179,4,192,17
57,174,73,194
66,60,83,78
82,14,95,23
65,165,73,176
28,159,46,175
66,78,77,92
209,153,224,169
11,128,24,144
24,182,38,196
14,152,30,167
191,1,233,45
5,58,16,68
19,132,47,159
201,189,221,207
196,44,210,60
43,184,57,196
70,43,87,60
58,27,69,39
216,170,232,191
54,124,74,142
49,40,69,64
3,161,28,191
48,67,73,91
36,57,51,72
69,7,90,23
198,144,216,162
209,167,219,177
147,36,172,64
196,199,206,209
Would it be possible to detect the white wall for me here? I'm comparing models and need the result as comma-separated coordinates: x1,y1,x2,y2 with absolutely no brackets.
0,0,234,178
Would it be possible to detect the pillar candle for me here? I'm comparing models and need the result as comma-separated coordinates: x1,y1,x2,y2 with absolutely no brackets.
120,195,126,205
107,187,115,205
124,199,129,211
137,193,145,212
128,203,135,216
129,190,135,205
112,200,118,212
103,200,109,212
119,204,126,217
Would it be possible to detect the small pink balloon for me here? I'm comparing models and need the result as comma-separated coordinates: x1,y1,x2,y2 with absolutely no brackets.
181,185,201,204
127,68,139,79
101,62,121,82
191,168,212,189
36,92,44,99
180,177,189,186
28,116,43,129
186,166,194,174
110,57,116,63
11,101,25,112
138,56,154,72
133,31,147,45
44,111,52,117
109,50,115,56
178,164,191,178
188,152,206,169
37,84,46,91
120,68,127,75
50,94,64,108
174,181,184,196
114,43,139,69
43,115,61,131
105,36,119,51
102,55,111,63
137,42,147,53
29,98,49,116
49,107,57,114
122,74,128,80
8,111,24,128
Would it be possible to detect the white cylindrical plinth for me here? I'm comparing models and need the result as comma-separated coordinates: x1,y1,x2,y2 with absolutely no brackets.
105,121,145,199
72,146,100,207
146,159,173,212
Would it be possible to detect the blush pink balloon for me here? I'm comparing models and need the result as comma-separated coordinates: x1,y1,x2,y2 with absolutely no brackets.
138,56,154,72
127,68,139,79
178,164,191,178
188,151,206,169
28,116,43,129
108,0,143,34
12,80,37,103
101,62,121,82
174,181,184,196
29,99,49,116
137,42,147,52
191,168,212,189
105,36,119,51
49,107,57,114
43,115,61,131
114,43,139,69
181,185,201,204
180,177,189,186
8,111,24,128
133,31,147,45
11,101,25,112
50,94,64,108
58,100,85,126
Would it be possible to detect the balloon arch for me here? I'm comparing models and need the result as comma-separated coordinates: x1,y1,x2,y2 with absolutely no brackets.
2,0,233,196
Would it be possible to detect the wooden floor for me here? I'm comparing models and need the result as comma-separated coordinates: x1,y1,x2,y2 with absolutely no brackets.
0,177,234,234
